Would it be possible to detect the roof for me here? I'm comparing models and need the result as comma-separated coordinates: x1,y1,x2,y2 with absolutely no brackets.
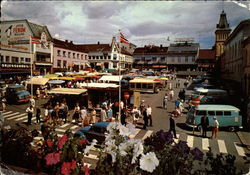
133,45,168,55
99,75,123,82
48,88,87,95
27,77,49,85
197,49,215,60
121,48,133,56
77,43,111,53
129,78,158,84
196,105,240,111
53,39,87,53
168,43,199,52
80,83,119,88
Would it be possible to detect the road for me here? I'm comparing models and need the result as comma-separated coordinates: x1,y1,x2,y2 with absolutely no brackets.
1,78,249,173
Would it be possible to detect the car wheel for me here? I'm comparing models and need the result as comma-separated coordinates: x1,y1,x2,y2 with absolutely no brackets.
228,126,236,132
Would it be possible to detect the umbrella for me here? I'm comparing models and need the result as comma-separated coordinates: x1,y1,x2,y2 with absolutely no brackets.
44,74,59,78
48,80,65,84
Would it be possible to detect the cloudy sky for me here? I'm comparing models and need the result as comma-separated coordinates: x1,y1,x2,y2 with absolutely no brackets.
1,1,250,48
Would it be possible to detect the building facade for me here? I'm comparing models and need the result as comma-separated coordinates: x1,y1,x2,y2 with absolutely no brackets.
242,36,250,97
196,49,216,71
53,39,88,72
0,19,53,77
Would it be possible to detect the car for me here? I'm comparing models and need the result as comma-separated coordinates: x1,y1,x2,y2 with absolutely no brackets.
5,85,31,104
74,122,110,144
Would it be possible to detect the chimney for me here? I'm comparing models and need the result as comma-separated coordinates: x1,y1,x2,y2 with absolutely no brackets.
65,40,68,43
70,41,73,44
97,41,100,45
160,44,163,48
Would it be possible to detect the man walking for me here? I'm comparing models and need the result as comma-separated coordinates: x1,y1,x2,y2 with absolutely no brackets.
26,105,34,125
142,107,148,130
147,104,152,127
200,114,209,138
169,113,177,138
163,94,168,109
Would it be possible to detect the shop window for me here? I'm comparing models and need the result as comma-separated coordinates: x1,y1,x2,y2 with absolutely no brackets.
57,60,61,68
25,58,30,62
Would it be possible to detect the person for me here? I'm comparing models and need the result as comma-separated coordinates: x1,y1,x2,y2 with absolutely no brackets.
184,79,189,88
169,82,172,90
120,101,124,110
169,89,174,101
54,102,60,124
147,104,152,127
73,103,80,123
142,107,148,130
200,115,209,138
36,88,40,99
30,98,35,108
107,105,113,122
80,106,87,126
121,108,126,125
90,108,96,124
44,105,49,123
1,97,7,111
26,105,34,125
63,102,69,123
175,98,180,109
211,116,219,139
140,100,146,113
58,103,65,124
100,107,107,122
169,113,177,138
163,94,168,109
132,106,140,124
36,107,41,124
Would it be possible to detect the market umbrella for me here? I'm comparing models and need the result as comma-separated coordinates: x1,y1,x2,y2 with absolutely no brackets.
48,80,65,84
44,74,59,78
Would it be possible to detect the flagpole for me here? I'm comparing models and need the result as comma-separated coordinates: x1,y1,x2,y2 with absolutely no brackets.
30,36,33,98
118,29,121,122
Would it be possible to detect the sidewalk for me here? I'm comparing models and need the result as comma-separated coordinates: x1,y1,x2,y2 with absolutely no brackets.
236,131,250,151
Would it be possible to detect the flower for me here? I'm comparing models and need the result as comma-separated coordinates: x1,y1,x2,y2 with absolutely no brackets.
71,160,76,169
107,122,121,134
132,141,144,164
79,139,88,145
84,139,98,154
110,151,117,163
157,130,173,145
126,122,137,136
58,135,68,149
190,147,204,161
139,152,159,173
119,142,129,156
82,164,90,175
172,141,190,154
118,125,130,137
46,139,53,148
61,162,71,175
45,152,60,165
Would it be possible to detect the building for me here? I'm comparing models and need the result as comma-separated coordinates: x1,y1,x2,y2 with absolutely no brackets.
196,49,216,71
133,45,168,70
242,36,250,97
167,39,199,71
53,39,89,72
0,19,53,77
215,10,231,59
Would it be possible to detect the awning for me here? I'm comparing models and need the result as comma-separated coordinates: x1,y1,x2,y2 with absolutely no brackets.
80,83,119,88
35,62,52,66
44,74,59,78
48,80,65,84
99,75,123,82
48,88,87,95
129,78,157,84
27,77,49,85
96,63,102,66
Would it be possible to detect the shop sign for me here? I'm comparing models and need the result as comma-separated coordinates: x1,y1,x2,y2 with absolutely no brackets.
0,43,29,51
8,36,29,45
13,24,26,36
1,63,30,69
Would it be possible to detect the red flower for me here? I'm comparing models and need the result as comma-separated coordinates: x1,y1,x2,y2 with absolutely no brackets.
46,139,53,148
71,160,76,169
82,164,90,175
58,135,68,149
61,162,71,175
45,152,60,165
79,139,88,145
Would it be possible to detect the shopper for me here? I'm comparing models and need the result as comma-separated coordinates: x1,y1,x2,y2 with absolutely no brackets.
211,116,219,139
169,113,177,138
200,115,209,138
26,105,34,125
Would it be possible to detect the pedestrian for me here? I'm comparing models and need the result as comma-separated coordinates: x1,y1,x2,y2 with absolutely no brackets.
100,107,107,122
80,106,88,126
107,105,113,122
121,108,126,125
30,98,35,108
36,107,41,124
44,105,50,123
147,104,153,127
175,98,180,109
1,97,7,111
132,106,140,124
26,105,34,125
163,94,168,109
211,116,219,139
142,107,148,130
36,88,40,99
169,89,174,101
90,108,96,124
169,82,172,90
169,113,177,138
200,114,209,138
73,103,80,123
140,100,146,113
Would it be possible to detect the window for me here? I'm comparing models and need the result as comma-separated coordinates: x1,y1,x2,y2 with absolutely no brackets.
96,56,99,59
108,56,111,59
88,56,91,60
185,56,188,62
137,83,142,89
92,56,96,59
57,50,61,56
57,60,61,67
208,111,215,116
68,52,71,58
25,58,30,62
152,57,157,62
172,57,175,62
12,57,19,63
224,111,231,116
20,57,24,63
178,57,181,63
161,57,165,62
100,56,103,59
77,54,79,59
142,84,147,88
130,84,135,88
197,110,206,115
63,61,67,68
81,54,83,60
85,55,87,60
192,57,195,62
1,56,4,62
104,56,107,60
73,53,75,58
63,51,66,57
216,111,223,116
141,57,145,61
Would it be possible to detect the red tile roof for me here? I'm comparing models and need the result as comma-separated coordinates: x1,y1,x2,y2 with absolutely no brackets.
53,38,86,53
133,45,168,55
197,49,215,60
76,44,111,53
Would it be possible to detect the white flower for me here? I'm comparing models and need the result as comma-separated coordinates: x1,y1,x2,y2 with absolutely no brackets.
104,139,117,153
119,125,130,137
84,139,98,154
107,122,121,134
132,141,144,164
139,152,159,173
110,151,117,163
119,142,129,156
126,122,137,136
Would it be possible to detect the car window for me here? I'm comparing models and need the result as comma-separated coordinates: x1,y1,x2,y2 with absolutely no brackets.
216,111,223,116
224,111,231,116
208,111,215,115
196,110,206,115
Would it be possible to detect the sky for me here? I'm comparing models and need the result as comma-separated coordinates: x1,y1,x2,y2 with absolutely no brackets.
1,1,250,49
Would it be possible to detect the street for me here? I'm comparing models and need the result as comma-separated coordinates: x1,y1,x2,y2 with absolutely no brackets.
2,78,250,173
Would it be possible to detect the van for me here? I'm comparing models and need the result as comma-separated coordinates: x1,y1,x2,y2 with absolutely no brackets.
186,104,242,131
5,85,31,104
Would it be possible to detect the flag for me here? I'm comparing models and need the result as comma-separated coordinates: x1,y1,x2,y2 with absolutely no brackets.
31,36,41,44
120,32,130,44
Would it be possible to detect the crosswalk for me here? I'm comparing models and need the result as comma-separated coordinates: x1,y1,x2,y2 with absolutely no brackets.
2,110,249,168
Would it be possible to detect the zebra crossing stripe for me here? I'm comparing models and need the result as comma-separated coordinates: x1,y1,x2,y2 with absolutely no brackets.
70,125,79,130
60,123,70,128
187,136,194,148
3,112,19,118
142,130,153,140
14,115,28,121
84,154,98,160
202,138,209,151
3,111,13,115
130,128,141,139
6,113,26,120
218,140,227,154
234,142,245,157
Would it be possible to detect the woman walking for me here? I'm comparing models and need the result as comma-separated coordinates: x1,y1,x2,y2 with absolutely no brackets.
211,116,219,139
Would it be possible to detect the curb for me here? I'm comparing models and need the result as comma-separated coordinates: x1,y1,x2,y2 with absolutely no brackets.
236,131,250,151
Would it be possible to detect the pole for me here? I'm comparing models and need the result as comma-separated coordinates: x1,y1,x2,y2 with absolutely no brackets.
118,56,121,122
30,36,33,98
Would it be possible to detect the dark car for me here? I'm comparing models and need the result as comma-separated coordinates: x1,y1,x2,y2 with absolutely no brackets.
75,122,110,144
6,85,31,104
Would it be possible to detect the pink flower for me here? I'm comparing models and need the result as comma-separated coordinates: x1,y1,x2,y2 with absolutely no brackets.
45,152,60,165
71,160,76,169
61,162,71,175
82,164,90,175
79,139,88,145
46,139,53,148
58,135,68,149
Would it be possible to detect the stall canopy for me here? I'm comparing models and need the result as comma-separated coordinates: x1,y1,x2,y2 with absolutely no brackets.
99,75,123,82
129,78,157,84
48,80,65,84
27,77,49,85
80,83,119,88
48,88,87,95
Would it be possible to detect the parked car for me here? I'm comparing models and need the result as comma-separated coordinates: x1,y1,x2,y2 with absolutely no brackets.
194,83,216,90
74,122,110,144
186,105,242,131
5,85,31,104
